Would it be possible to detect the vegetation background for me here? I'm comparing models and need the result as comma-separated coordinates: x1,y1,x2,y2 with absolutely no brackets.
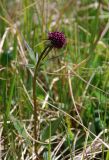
0,0,109,159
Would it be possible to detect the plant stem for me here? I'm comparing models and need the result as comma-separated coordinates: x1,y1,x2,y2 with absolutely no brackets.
33,45,53,158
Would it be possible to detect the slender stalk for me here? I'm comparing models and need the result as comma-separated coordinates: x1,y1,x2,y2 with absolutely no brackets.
33,45,53,158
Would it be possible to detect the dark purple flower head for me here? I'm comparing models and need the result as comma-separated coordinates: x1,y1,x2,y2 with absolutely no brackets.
48,31,66,49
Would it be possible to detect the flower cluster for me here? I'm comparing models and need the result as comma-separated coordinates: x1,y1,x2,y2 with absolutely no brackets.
48,31,66,49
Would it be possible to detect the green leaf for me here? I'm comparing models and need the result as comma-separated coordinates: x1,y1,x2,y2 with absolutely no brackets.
106,150,109,160
94,91,106,104
41,117,62,141
10,116,31,146
0,50,13,66
24,40,36,64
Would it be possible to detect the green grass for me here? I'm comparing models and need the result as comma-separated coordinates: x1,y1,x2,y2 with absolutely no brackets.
0,0,109,159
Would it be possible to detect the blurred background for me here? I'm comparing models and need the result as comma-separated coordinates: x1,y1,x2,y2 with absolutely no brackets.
0,0,109,159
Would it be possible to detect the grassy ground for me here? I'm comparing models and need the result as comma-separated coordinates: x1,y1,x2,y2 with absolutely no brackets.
0,0,109,159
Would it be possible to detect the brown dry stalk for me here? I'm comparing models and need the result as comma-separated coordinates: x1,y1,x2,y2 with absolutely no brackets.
33,46,53,158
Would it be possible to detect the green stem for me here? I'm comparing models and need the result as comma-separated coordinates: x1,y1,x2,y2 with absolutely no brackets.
33,45,53,158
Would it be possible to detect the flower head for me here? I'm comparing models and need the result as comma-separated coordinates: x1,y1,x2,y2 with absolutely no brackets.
48,31,66,48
